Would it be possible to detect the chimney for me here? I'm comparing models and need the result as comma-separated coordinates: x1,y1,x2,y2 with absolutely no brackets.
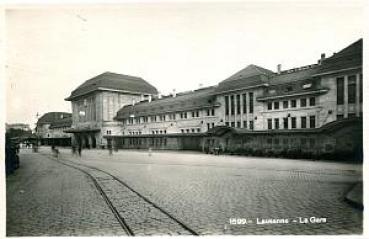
172,89,176,97
318,53,326,65
132,99,136,106
158,92,162,99
148,95,152,103
277,64,282,74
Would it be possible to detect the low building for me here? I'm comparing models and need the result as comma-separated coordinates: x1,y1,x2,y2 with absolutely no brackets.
36,112,72,146
65,72,158,148
113,86,220,150
6,123,31,132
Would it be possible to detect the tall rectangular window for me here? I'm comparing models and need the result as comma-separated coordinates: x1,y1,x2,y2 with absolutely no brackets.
230,95,235,115
291,99,297,108
309,97,315,106
283,118,288,129
310,115,316,128
243,120,247,128
274,118,279,129
268,119,272,129
300,98,307,107
348,75,357,104
249,92,254,113
274,101,279,110
360,74,363,103
291,117,296,129
337,77,344,105
301,116,307,128
242,93,247,113
225,96,229,115
237,121,241,128
283,101,288,109
267,102,272,110
236,94,241,114
249,120,254,130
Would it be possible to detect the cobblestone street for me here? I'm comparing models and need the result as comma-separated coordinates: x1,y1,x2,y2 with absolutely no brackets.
6,149,127,236
7,147,363,235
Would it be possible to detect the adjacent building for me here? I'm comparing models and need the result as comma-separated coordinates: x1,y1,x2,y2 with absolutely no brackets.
6,123,31,132
36,112,72,146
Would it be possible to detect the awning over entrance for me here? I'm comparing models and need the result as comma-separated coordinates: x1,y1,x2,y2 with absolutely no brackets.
64,128,100,133
206,126,236,136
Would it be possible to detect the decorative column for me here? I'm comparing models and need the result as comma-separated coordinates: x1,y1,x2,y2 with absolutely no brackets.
343,75,348,118
356,73,361,116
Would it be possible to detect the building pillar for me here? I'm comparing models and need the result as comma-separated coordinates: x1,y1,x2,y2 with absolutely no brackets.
233,94,236,126
88,135,93,148
240,94,243,128
223,96,229,125
344,75,348,118
356,73,361,116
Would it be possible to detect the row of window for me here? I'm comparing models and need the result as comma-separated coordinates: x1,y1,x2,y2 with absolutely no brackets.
225,120,254,130
207,122,215,130
337,74,362,105
127,129,168,135
267,97,315,110
267,116,316,130
125,137,167,146
125,108,215,125
181,128,201,133
225,92,254,116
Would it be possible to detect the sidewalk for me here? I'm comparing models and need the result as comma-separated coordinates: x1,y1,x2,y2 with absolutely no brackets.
6,149,127,236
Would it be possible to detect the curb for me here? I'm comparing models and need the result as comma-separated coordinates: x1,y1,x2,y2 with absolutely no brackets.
345,182,363,210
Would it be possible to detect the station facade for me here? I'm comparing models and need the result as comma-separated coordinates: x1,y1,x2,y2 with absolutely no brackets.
64,72,158,148
65,39,363,159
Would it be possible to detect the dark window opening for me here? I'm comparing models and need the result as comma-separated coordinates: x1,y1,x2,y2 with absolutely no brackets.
274,118,279,129
300,98,307,107
268,119,272,130
348,75,357,104
309,115,316,128
301,116,307,128
337,77,344,105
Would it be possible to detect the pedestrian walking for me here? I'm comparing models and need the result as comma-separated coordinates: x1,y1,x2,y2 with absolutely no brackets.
148,147,152,156
78,144,82,157
108,144,113,156
72,145,76,156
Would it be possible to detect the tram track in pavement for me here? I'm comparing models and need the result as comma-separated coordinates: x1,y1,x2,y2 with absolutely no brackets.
39,152,198,236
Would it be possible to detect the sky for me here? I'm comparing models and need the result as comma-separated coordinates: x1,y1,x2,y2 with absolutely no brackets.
5,1,364,128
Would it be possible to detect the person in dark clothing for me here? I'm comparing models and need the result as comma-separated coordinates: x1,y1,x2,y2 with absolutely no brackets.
78,144,82,157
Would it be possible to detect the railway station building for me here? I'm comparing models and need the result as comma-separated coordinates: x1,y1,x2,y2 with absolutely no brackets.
108,39,363,160
64,72,158,148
